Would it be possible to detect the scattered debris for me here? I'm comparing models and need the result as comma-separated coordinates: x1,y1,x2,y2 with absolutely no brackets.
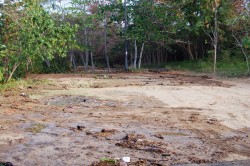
85,129,117,137
77,125,85,130
207,118,218,124
27,86,33,89
116,134,166,153
153,134,164,140
101,129,116,133
69,125,86,132
188,156,211,164
20,93,29,97
161,153,171,157
159,75,177,79
121,157,130,163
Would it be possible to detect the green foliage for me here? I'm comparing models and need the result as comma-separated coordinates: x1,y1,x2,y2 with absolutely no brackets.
0,67,4,82
125,0,179,44
0,0,78,82
228,5,250,74
0,78,50,92
164,58,249,77
41,57,71,73
20,2,77,60
0,0,249,77
243,37,250,49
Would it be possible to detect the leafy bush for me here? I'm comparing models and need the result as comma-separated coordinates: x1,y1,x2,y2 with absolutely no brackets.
0,1,78,82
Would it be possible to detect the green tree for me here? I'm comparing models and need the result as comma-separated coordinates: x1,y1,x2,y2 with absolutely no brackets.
126,0,179,68
0,0,77,82
230,4,250,75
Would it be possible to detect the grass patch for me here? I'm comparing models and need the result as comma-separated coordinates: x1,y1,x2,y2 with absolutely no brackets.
25,123,46,134
163,59,249,77
0,79,50,93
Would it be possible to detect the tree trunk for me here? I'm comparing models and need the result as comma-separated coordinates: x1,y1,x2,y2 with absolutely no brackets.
72,56,77,71
44,58,50,67
187,44,194,61
84,28,89,72
130,51,133,67
6,63,20,82
201,43,205,59
25,58,32,78
90,51,95,72
138,42,145,69
70,52,77,71
80,52,86,66
133,40,137,69
104,13,110,72
240,47,250,75
125,41,128,70
213,8,218,73
89,41,95,72
232,30,250,75
124,0,128,71
213,44,217,73
195,41,198,60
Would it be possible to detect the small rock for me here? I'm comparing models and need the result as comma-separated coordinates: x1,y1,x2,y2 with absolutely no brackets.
0,125,6,130
20,93,28,97
154,134,164,139
207,118,217,124
77,125,85,130
162,153,171,157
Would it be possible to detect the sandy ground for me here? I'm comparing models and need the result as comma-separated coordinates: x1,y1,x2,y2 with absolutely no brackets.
0,71,249,166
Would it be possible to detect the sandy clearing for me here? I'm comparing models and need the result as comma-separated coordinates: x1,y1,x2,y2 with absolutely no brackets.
35,82,250,130
1,73,250,165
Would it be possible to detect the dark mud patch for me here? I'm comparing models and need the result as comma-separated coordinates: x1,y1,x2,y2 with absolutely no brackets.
43,95,121,108
44,95,102,106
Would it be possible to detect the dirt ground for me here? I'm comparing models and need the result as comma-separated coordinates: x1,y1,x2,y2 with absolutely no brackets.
0,71,249,166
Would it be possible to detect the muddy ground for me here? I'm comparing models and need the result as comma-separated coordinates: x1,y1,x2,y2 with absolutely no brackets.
0,71,249,166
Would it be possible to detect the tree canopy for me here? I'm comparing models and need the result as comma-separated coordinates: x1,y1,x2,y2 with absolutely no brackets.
0,0,249,81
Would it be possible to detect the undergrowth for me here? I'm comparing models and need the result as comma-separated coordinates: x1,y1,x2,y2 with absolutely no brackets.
0,79,50,93
162,59,249,77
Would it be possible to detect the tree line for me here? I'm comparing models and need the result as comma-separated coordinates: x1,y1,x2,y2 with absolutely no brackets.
0,0,250,82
